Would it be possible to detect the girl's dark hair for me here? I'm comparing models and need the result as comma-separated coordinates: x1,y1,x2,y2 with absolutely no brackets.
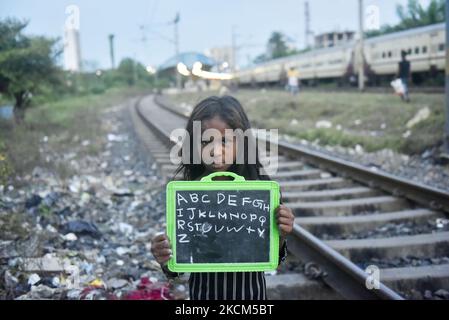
174,96,270,181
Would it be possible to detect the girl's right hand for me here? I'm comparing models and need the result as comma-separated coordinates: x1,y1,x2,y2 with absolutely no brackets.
150,234,172,265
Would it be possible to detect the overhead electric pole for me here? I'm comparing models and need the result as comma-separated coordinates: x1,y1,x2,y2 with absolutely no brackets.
174,12,181,90
231,25,237,72
358,0,365,91
109,34,115,69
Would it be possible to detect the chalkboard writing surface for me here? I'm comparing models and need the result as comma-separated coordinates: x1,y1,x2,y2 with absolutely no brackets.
175,190,271,264
166,172,280,273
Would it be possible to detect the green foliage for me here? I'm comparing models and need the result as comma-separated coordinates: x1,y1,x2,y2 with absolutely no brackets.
168,90,445,155
268,32,290,59
254,31,299,64
25,57,158,107
366,0,445,38
0,18,59,118
0,87,144,183
0,18,160,123
100,58,156,88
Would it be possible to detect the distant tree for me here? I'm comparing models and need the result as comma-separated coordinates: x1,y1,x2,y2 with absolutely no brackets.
107,58,154,87
396,0,445,27
366,0,445,38
115,58,147,86
0,18,59,123
365,25,397,38
253,54,268,64
116,58,138,86
254,31,298,64
267,32,290,59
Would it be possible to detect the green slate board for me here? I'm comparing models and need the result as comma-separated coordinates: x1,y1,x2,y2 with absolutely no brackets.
166,172,280,273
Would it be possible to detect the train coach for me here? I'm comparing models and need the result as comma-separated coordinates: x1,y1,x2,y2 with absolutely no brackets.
235,23,445,87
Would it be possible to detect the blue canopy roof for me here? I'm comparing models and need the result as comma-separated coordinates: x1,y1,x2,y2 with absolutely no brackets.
158,52,217,71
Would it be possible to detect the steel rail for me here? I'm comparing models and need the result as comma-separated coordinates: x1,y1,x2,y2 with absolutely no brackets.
154,94,449,213
140,95,406,300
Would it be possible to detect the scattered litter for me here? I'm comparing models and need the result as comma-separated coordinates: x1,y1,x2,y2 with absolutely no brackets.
315,120,332,129
28,274,41,286
406,107,430,129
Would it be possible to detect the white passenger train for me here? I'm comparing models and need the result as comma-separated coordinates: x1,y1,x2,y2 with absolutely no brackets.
235,23,446,86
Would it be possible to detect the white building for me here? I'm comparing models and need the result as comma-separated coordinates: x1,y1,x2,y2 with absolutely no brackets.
314,31,355,49
63,27,82,72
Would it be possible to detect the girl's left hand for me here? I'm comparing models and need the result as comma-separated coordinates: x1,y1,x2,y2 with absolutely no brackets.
276,204,295,237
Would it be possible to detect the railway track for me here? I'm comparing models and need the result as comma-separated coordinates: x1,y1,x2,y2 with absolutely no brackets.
131,94,449,300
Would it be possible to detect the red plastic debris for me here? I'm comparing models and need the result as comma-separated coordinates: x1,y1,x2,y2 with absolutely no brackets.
122,277,173,300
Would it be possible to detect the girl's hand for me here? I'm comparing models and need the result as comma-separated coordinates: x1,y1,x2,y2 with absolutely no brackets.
276,204,295,237
150,234,172,265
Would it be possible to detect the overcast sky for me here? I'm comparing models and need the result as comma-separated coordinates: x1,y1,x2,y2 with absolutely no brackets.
1,0,433,70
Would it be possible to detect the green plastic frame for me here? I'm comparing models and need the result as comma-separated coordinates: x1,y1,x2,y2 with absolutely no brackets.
166,172,280,273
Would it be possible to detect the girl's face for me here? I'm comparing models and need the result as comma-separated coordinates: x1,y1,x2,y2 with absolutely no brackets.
201,116,237,173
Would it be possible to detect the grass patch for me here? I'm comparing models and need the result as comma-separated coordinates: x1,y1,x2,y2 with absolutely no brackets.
0,87,146,185
0,139,14,185
166,89,445,155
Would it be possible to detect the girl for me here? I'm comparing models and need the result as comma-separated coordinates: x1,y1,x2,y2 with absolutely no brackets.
151,96,294,300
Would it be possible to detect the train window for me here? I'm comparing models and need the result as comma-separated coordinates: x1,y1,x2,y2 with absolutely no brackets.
439,43,445,51
407,48,412,55
382,52,386,59
422,46,427,54
415,47,419,54
388,51,392,58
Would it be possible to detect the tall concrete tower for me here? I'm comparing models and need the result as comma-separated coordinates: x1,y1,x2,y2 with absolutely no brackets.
63,5,82,72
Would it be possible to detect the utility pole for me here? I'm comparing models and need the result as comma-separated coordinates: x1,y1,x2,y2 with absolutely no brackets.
305,1,311,48
174,12,181,90
231,26,237,72
444,0,449,154
358,0,365,91
133,53,138,86
109,34,115,69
